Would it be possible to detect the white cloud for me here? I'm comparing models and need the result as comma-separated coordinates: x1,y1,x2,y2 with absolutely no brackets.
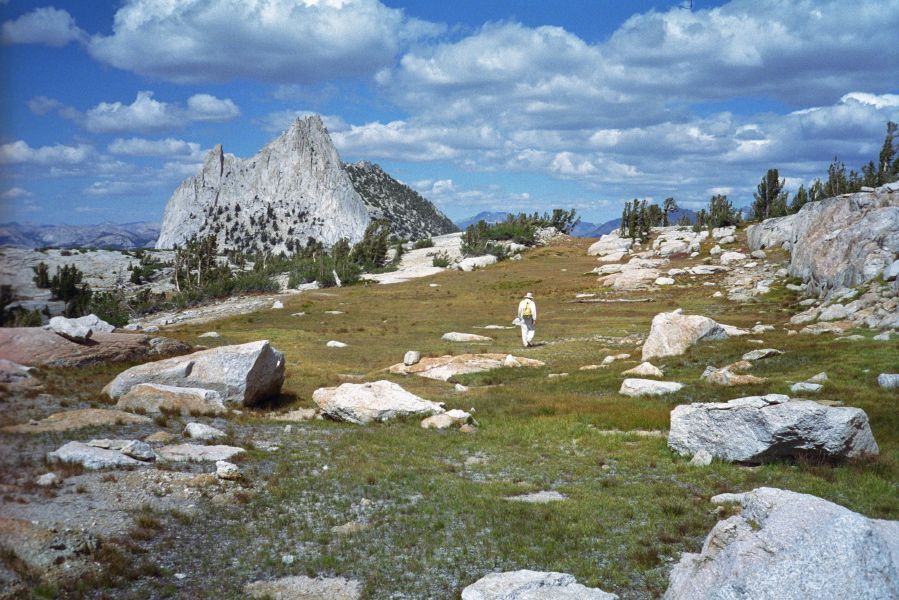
186,94,241,122
43,91,241,134
0,141,98,166
1,7,87,47
107,137,203,159
87,0,441,84
83,91,188,134
1,187,34,200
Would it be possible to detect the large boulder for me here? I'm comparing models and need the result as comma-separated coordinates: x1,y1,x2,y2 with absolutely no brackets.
103,340,285,406
48,316,93,343
47,441,146,469
0,328,191,368
641,311,729,361
668,394,879,462
1,409,151,434
462,570,619,600
115,383,228,416
312,380,446,425
663,487,899,600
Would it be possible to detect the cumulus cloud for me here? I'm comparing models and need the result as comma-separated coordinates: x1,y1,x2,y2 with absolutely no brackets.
0,141,98,166
0,187,34,200
1,7,87,47
86,0,441,84
40,91,241,134
107,137,204,159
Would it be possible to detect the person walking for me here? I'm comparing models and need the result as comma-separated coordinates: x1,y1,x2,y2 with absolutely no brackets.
517,292,537,347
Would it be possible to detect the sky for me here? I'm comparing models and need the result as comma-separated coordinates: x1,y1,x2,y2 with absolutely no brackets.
1,0,899,228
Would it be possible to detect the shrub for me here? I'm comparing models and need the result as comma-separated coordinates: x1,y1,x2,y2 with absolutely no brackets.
413,238,435,249
432,251,452,268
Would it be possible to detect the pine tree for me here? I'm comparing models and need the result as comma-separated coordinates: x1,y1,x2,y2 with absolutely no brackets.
879,121,898,184
788,185,809,214
751,169,787,221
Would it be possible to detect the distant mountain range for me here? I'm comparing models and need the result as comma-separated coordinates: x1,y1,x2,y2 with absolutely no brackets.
0,221,161,249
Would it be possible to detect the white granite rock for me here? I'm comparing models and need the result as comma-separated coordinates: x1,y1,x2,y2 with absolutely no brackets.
313,380,445,425
462,570,618,600
620,378,684,396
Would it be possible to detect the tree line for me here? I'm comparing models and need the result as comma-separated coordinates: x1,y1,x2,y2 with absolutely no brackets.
619,121,899,240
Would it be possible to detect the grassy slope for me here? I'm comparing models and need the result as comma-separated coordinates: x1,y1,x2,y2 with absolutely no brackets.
40,236,899,599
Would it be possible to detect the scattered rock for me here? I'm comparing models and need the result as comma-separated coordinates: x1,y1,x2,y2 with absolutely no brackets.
47,441,145,469
36,473,60,486
689,449,713,467
327,340,348,347
741,348,782,361
421,409,472,429
791,382,823,393
121,440,156,461
198,332,221,338
116,383,228,416
620,378,684,396
462,570,619,600
331,521,371,535
457,255,498,271
47,316,93,343
663,487,899,600
246,576,361,600
701,365,767,386
389,353,544,381
601,353,631,366
271,301,284,309
103,340,285,407
808,372,829,383
642,311,729,361
442,332,493,342
184,422,227,441
622,362,663,377
215,460,240,480
506,491,568,503
668,394,879,462
272,408,318,421
155,444,246,462
403,350,421,366
312,380,446,425
877,374,899,389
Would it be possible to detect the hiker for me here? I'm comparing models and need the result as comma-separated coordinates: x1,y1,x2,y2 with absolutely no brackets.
517,292,537,347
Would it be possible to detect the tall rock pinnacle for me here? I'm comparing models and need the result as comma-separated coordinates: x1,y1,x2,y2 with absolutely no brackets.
155,115,371,254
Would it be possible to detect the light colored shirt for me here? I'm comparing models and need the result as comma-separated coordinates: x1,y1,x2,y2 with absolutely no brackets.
518,299,536,321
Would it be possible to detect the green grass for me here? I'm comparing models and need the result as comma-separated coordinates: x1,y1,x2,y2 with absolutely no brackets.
27,237,899,599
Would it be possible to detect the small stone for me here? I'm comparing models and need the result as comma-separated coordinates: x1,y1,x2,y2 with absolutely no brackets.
791,382,823,393
198,332,221,338
271,301,284,309
455,383,468,392
184,422,227,441
327,341,348,347
121,440,156,461
808,372,829,383
404,351,421,366
216,460,241,480
877,374,899,389
690,449,713,466
282,554,296,565
36,473,60,486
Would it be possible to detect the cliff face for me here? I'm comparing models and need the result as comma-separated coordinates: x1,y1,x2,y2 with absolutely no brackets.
746,183,899,294
156,115,371,254
344,160,458,240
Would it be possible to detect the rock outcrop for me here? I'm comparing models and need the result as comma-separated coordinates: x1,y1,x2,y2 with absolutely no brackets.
746,184,899,294
156,115,457,254
156,115,371,254
668,394,879,462
103,340,285,406
312,380,446,424
0,328,191,368
663,487,899,600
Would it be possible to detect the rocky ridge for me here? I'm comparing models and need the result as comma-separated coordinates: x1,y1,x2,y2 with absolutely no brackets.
344,160,458,240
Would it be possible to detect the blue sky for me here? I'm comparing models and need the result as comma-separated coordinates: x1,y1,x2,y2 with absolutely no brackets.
2,0,899,227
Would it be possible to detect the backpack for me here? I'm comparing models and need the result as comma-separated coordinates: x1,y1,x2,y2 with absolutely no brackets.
522,301,532,318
